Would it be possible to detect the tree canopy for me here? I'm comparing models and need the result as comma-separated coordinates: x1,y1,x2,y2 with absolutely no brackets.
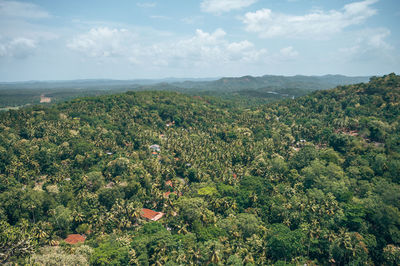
0,73,399,265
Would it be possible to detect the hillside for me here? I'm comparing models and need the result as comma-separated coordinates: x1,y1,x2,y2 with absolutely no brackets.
0,74,399,265
173,74,370,92
0,78,215,109
0,74,369,109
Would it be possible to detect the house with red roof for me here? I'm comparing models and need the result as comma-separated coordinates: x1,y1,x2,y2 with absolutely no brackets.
141,208,164,221
64,234,86,244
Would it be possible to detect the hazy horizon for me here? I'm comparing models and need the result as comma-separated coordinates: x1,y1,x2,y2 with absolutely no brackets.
0,73,376,84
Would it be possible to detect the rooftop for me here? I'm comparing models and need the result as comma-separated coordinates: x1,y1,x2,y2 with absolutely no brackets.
64,234,86,245
141,208,164,221
149,144,160,150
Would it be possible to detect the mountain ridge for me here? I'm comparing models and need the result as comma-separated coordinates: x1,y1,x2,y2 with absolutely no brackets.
172,74,370,92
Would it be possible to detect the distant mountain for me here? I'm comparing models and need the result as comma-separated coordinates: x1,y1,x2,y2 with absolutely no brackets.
0,77,218,90
0,75,368,92
173,74,370,92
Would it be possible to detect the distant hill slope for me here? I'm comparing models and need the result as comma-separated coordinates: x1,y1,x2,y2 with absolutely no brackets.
0,77,218,90
173,74,370,92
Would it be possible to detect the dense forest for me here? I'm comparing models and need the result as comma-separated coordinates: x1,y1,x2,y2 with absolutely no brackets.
0,74,399,265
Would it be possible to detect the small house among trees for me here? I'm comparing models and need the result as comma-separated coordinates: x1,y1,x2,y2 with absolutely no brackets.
64,234,86,245
149,144,161,152
140,208,164,221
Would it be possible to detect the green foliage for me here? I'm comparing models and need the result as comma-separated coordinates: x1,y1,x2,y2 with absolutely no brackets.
98,188,124,210
0,74,399,265
131,222,179,265
267,224,306,261
218,213,262,238
90,238,129,266
28,245,93,266
49,205,72,236
383,244,400,266
0,220,37,264
198,186,218,196
195,224,227,241
176,197,215,225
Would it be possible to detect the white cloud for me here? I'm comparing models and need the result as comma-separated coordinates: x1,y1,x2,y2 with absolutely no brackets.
0,37,36,58
169,29,228,63
227,40,253,53
365,28,392,50
242,0,378,39
0,1,55,60
164,29,268,65
201,0,257,14
280,46,298,58
67,27,136,57
67,27,269,67
0,0,50,19
192,28,226,43
0,1,56,43
339,28,393,57
136,2,156,8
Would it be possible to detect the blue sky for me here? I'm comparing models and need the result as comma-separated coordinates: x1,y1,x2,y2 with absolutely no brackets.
0,0,399,81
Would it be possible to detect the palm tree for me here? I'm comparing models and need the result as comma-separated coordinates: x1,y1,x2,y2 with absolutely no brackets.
176,251,188,265
249,192,258,205
129,249,139,265
188,248,202,265
151,243,168,265
242,252,255,264
177,223,188,235
73,211,85,223
209,244,221,265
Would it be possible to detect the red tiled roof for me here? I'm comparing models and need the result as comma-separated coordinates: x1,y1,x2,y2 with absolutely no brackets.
165,180,173,187
65,234,86,244
141,208,164,221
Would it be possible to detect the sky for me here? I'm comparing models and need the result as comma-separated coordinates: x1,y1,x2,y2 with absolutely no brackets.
0,0,399,81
